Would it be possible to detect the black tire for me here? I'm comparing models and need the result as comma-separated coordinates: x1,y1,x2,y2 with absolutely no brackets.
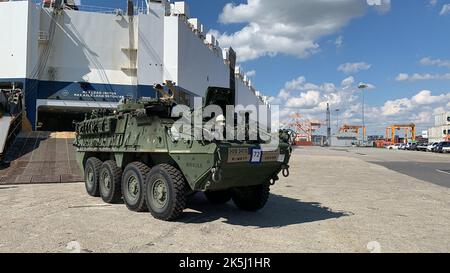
84,157,102,197
232,183,270,211
99,160,123,204
204,190,232,204
121,162,151,212
145,164,188,221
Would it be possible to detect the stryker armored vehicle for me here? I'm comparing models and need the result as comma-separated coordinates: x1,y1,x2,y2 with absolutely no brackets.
74,86,291,221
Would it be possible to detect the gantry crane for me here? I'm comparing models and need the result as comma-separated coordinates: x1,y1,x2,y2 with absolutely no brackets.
386,124,416,144
288,113,322,144
339,124,367,136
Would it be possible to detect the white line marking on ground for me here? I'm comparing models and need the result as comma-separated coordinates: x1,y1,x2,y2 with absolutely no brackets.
436,169,450,175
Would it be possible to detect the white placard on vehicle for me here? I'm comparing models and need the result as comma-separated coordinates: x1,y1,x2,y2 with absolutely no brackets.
251,149,262,163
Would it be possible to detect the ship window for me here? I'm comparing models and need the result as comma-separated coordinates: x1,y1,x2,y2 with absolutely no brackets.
447,116,450,122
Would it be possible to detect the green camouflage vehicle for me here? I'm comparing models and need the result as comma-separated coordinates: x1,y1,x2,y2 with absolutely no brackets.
74,86,291,221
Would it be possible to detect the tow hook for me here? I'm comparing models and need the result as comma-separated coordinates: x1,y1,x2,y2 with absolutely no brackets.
270,175,279,186
211,167,223,183
282,165,290,178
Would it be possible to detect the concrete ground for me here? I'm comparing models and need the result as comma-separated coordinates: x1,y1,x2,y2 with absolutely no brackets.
0,147,449,253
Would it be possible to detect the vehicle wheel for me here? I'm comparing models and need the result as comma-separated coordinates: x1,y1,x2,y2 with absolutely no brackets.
84,157,102,197
99,160,122,204
232,183,270,211
122,162,151,212
145,164,188,221
204,190,232,204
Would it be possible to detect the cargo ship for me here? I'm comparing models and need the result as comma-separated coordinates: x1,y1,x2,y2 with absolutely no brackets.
0,0,269,132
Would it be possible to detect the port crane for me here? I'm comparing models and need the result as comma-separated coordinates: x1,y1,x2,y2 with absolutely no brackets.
339,124,367,136
386,124,416,144
288,113,322,145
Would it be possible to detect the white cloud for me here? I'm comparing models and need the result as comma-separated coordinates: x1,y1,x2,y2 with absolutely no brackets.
211,0,389,62
284,76,306,91
440,4,450,15
245,70,256,77
429,0,438,7
335,35,344,48
419,57,450,68
338,62,372,74
278,76,338,99
367,0,391,14
396,57,450,83
378,90,450,133
274,75,369,125
395,73,409,81
381,98,413,116
380,90,450,127
395,73,450,81
366,90,450,129
286,91,321,108
434,107,447,115
274,76,450,133
411,90,446,105
341,76,355,87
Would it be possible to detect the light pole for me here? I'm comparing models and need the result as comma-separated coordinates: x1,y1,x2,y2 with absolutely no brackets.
358,83,368,143
335,109,340,130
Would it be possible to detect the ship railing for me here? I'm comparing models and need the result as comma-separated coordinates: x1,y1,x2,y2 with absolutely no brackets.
75,5,148,15
36,2,147,15
66,4,119,14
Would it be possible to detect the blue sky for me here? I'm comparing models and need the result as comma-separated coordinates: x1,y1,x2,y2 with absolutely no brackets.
42,0,450,134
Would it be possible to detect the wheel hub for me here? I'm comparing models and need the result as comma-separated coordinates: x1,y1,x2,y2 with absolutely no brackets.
152,179,167,208
127,176,139,199
102,171,111,190
86,168,94,186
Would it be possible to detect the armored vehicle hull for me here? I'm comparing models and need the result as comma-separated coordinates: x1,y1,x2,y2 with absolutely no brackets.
75,88,291,221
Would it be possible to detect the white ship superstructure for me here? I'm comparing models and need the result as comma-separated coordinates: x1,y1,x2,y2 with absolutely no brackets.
0,0,269,130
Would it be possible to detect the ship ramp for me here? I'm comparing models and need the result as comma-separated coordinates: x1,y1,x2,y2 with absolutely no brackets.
0,131,83,185
0,116,12,159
